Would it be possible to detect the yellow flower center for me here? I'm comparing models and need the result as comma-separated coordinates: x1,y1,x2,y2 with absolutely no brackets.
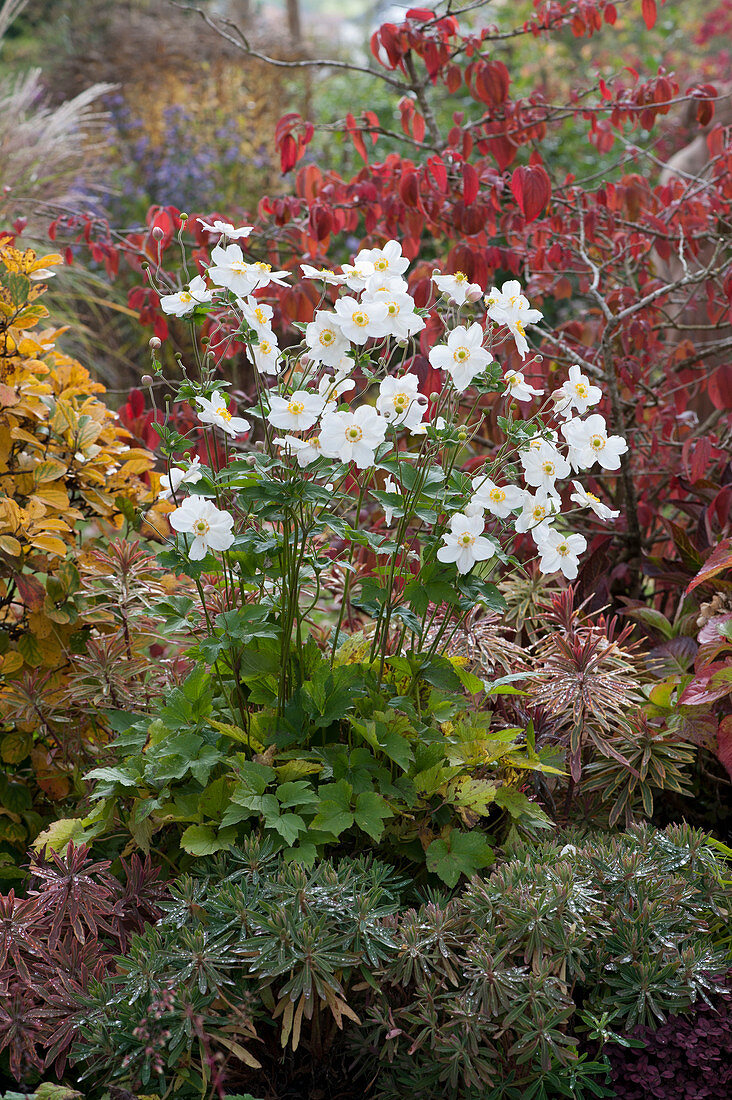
260,340,272,355
386,301,400,316
590,435,606,450
575,382,588,397
375,258,389,271
180,292,192,303
557,542,570,557
193,519,210,536
288,401,304,416
506,372,519,387
255,307,267,324
352,311,369,327
454,346,470,362
515,320,526,336
459,532,475,547
489,488,506,503
455,272,467,284
393,392,409,410
308,436,321,450
216,406,232,422
346,425,363,442
532,505,547,521
254,261,272,272
586,491,600,503
542,461,555,476
231,262,247,274
320,329,336,346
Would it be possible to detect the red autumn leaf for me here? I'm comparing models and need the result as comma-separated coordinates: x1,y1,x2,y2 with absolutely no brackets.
642,0,657,29
406,7,435,19
689,436,712,484
679,665,732,706
708,364,732,410
474,60,510,107
686,539,732,594
462,163,480,205
345,113,369,164
445,64,462,93
717,716,732,780
363,110,380,144
399,171,421,208
427,155,448,192
14,573,45,611
412,112,426,143
509,165,551,222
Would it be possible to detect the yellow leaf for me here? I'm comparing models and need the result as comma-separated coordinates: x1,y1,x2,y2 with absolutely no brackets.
0,651,24,674
215,1036,262,1069
117,456,154,477
29,535,68,556
275,759,323,782
32,817,84,853
1,730,32,763
0,534,21,556
10,426,43,448
28,609,54,639
30,488,70,511
34,458,68,483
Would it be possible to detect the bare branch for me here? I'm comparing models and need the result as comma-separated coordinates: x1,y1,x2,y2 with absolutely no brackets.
168,1,409,92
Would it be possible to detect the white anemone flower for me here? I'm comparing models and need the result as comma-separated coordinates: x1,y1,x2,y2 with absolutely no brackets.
197,391,250,438
383,476,399,525
503,369,544,403
436,512,498,574
363,272,409,298
300,264,349,285
333,296,390,344
160,275,211,317
485,279,543,359
469,475,526,519
319,406,387,468
274,434,323,467
247,333,280,376
520,440,570,492
197,219,253,240
354,240,409,277
570,481,620,521
238,296,274,333
535,527,587,580
552,364,602,418
514,490,560,543
159,455,204,501
363,275,425,340
208,244,288,296
341,259,376,292
411,415,447,436
306,311,351,367
428,322,493,392
432,271,482,305
561,414,628,471
169,497,235,560
376,374,427,430
318,372,356,407
267,390,324,432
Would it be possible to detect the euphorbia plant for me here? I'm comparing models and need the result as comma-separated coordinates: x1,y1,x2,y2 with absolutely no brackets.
78,225,631,880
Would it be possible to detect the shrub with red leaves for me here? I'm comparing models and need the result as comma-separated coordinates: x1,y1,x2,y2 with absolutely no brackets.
603,978,732,1099
0,844,166,1083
